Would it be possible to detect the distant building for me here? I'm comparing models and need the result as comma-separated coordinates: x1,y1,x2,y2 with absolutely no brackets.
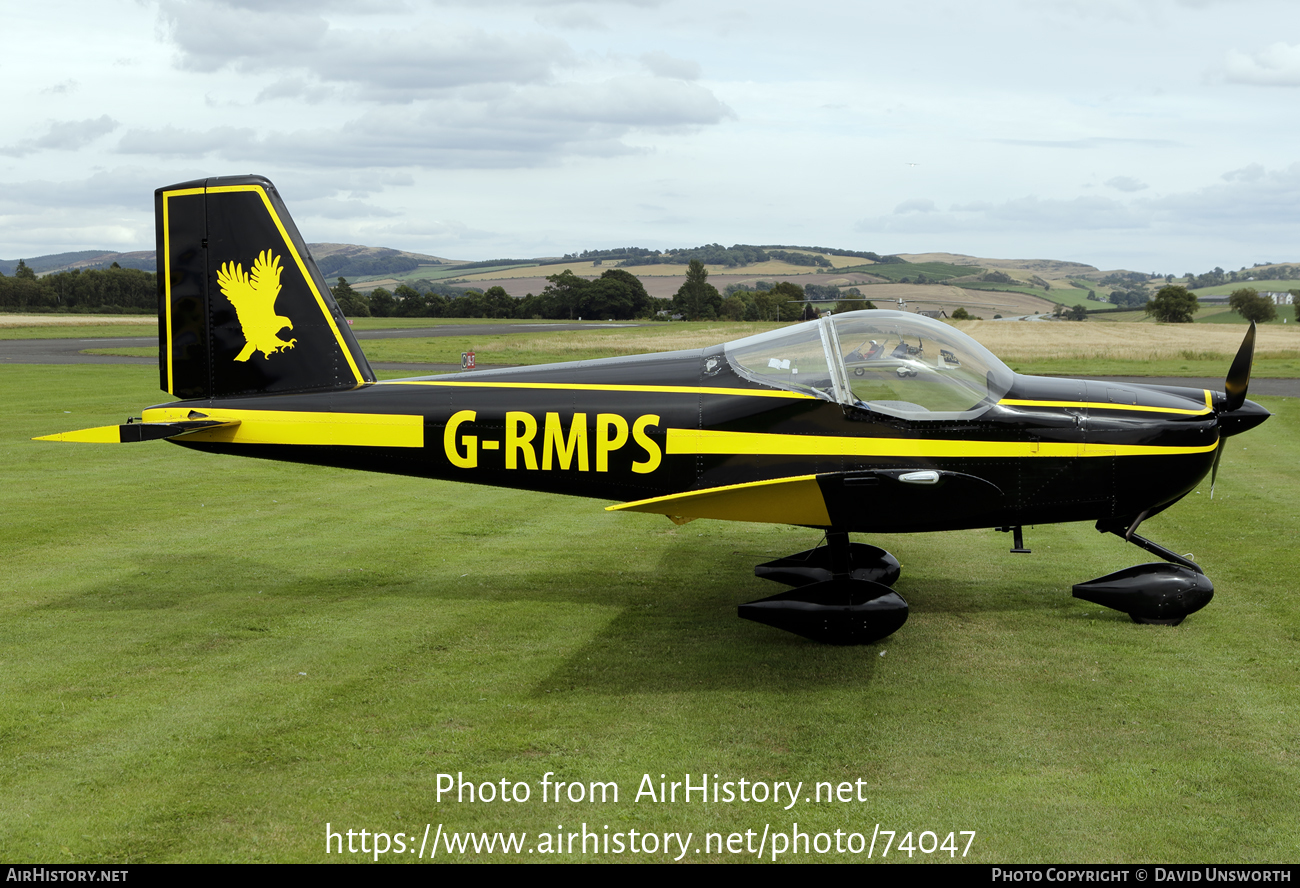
1261,291,1294,305
917,310,949,319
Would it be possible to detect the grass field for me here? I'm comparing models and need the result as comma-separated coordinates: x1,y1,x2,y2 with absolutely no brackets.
78,318,1300,378
960,320,1300,377
836,261,974,282
1191,280,1300,298
1196,305,1296,326
0,315,157,339
958,281,1108,310
3,351,1299,863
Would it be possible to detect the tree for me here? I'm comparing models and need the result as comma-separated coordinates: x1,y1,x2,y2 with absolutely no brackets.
595,268,653,318
671,260,723,320
1227,287,1276,324
369,287,396,317
1068,304,1088,321
332,277,370,317
1144,285,1198,323
720,294,746,320
951,307,973,320
538,270,589,319
15,259,36,281
751,281,802,321
833,298,875,314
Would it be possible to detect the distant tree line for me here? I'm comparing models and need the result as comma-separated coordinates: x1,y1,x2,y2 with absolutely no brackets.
1108,289,1150,308
1183,265,1300,290
759,245,906,264
685,266,802,322
0,260,155,313
627,244,774,268
671,262,878,321
446,258,537,272
547,244,907,269
1098,271,1151,287
334,268,656,321
562,247,659,263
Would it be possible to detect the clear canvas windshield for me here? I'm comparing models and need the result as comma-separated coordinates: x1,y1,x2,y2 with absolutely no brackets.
724,310,1014,418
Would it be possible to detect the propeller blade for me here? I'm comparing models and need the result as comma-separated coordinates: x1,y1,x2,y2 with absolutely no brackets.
1209,437,1224,499
1224,321,1257,413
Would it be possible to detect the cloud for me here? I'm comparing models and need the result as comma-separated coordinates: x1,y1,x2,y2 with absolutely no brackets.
114,125,257,159
857,163,1300,250
256,77,336,104
860,194,1147,236
115,76,732,169
1153,162,1300,227
158,0,571,102
297,198,400,219
0,168,186,212
1105,176,1148,192
639,51,701,81
158,0,331,73
41,80,78,95
995,137,1179,149
894,199,936,214
0,116,121,158
535,8,609,30
1224,42,1300,86
1220,163,1264,182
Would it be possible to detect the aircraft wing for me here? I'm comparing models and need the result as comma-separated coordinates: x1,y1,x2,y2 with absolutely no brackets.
608,475,831,526
608,469,1005,531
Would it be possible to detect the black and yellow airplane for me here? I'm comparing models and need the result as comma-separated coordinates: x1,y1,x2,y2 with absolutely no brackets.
39,175,1271,644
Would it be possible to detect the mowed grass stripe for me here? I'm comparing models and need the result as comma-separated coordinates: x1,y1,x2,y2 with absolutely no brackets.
2,365,1298,861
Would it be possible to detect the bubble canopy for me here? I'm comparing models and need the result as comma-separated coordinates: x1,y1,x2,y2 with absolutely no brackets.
724,310,1015,419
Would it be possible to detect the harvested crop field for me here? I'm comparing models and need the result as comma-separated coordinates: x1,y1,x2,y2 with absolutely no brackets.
962,319,1300,362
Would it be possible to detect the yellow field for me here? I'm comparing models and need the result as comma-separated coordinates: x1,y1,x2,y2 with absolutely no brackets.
857,284,1056,316
446,323,781,360
961,319,1300,361
0,314,157,327
452,258,858,282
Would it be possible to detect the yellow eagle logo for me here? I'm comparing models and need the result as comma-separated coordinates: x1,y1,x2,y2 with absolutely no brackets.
216,250,297,362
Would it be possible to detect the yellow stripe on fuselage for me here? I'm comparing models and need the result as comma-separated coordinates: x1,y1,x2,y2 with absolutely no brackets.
667,428,1218,459
141,407,422,448
998,389,1213,416
379,380,816,399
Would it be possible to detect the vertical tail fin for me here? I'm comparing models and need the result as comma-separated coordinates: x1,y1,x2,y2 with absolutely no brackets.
155,175,375,400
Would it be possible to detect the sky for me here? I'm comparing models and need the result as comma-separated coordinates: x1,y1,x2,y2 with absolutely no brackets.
3,0,1300,273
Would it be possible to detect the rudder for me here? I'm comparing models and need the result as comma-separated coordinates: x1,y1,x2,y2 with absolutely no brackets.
155,175,375,399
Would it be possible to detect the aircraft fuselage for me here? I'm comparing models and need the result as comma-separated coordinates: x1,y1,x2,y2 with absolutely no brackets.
144,345,1248,535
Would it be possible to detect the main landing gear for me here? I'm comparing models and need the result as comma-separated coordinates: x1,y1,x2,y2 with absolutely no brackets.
739,531,908,645
1072,515,1213,626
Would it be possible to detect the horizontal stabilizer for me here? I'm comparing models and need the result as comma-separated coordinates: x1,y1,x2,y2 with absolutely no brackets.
35,419,240,444
608,474,831,526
